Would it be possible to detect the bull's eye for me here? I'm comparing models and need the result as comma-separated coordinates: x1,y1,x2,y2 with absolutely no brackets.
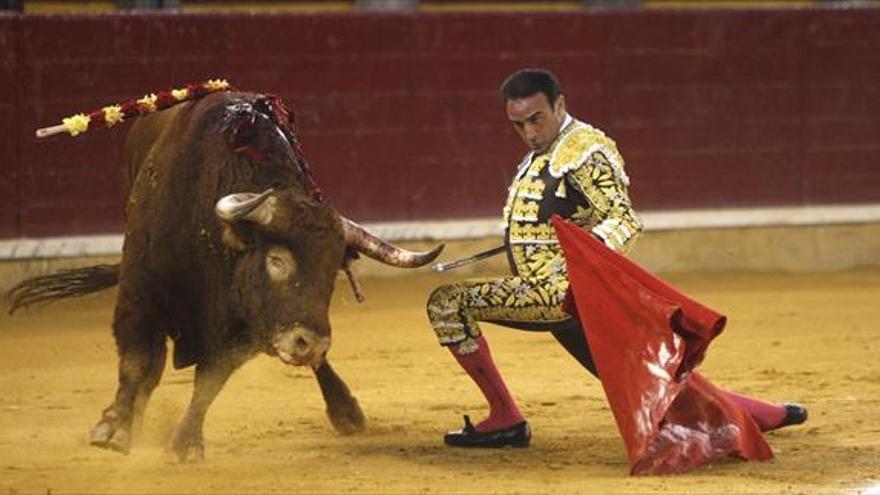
265,246,297,282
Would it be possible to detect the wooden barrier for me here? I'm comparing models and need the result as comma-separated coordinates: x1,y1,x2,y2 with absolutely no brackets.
2,7,879,238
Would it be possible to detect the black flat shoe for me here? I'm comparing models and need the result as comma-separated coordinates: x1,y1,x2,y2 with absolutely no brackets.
444,415,531,448
778,402,808,428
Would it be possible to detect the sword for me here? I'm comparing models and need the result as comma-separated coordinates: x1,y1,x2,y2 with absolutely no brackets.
432,245,506,273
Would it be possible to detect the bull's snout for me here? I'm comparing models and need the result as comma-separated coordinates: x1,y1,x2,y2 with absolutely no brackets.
273,326,330,368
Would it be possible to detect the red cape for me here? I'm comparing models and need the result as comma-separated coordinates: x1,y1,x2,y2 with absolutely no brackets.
552,216,773,475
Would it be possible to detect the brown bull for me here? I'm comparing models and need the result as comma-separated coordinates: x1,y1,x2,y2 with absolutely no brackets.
8,91,442,461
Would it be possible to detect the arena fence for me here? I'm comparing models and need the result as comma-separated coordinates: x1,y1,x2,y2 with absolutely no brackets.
1,7,878,280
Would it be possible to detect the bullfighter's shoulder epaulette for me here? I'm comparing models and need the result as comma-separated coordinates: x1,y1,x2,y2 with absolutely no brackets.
548,120,629,186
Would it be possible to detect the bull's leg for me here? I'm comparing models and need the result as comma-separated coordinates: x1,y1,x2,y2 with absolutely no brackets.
131,335,168,436
90,297,164,455
313,361,365,435
170,355,243,462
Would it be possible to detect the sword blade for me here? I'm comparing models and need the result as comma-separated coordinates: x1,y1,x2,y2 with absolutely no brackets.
432,245,506,272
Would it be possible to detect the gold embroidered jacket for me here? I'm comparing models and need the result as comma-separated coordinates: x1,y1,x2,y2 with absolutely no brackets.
502,116,642,279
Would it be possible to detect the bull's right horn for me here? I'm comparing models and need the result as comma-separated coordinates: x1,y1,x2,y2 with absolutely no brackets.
215,188,275,224
342,217,444,268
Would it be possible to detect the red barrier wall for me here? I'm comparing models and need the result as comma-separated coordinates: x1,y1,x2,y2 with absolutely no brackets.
2,8,879,238
0,15,20,238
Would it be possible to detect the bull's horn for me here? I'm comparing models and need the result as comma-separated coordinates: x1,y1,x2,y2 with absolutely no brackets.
342,218,444,268
215,188,275,224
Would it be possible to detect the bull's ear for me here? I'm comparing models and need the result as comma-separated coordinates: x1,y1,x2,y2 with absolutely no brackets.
221,223,248,251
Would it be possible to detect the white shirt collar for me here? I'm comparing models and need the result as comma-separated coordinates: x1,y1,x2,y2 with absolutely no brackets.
560,112,573,131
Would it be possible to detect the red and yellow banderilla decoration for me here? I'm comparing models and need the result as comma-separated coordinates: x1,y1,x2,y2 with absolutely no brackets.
35,78,232,139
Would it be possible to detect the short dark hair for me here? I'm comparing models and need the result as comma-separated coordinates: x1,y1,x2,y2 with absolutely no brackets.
500,69,562,105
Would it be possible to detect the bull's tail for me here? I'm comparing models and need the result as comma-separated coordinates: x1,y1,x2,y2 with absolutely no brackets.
6,264,120,315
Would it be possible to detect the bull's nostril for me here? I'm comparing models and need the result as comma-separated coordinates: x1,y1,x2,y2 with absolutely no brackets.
294,336,310,353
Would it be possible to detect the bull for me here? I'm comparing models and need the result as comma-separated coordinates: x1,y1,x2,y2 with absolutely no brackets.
7,90,443,461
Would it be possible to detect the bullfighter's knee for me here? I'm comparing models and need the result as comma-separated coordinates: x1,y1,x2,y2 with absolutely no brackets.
427,283,457,309
426,283,462,323
426,283,477,346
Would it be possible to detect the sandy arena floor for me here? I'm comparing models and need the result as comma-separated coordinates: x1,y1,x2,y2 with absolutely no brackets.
1,268,879,494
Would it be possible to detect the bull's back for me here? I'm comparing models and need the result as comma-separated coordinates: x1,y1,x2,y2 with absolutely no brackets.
121,91,271,284
122,103,190,197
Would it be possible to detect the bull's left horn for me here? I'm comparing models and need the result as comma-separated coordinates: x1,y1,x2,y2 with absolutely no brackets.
342,218,444,268
215,188,275,224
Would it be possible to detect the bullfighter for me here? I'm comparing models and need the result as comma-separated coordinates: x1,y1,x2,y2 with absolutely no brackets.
425,68,807,448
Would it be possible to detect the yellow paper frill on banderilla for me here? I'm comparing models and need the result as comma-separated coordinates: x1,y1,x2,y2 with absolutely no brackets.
62,113,91,136
102,105,124,127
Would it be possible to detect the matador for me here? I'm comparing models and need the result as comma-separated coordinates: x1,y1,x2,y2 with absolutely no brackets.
426,69,807,448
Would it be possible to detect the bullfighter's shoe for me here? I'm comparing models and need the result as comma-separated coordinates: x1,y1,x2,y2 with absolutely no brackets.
779,403,808,428
444,415,531,448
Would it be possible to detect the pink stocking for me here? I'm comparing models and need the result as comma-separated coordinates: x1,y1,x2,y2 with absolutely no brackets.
449,336,524,432
719,388,787,432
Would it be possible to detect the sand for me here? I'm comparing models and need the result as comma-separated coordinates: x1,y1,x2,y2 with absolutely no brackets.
1,268,878,494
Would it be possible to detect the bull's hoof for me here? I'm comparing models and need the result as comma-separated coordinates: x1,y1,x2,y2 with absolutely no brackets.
327,395,366,435
170,429,206,463
171,442,205,463
90,420,131,455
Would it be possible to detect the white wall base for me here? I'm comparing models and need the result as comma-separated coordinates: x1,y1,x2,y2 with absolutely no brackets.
3,203,879,260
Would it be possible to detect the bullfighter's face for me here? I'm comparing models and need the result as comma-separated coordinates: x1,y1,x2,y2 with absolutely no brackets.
505,92,567,155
